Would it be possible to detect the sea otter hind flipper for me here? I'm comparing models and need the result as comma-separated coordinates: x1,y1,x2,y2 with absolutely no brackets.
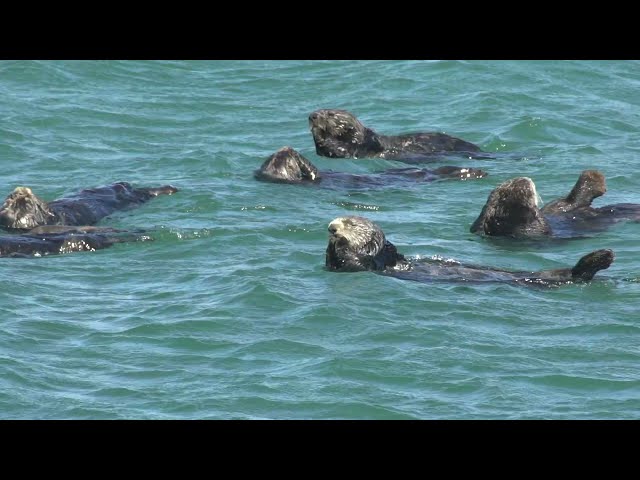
571,249,615,281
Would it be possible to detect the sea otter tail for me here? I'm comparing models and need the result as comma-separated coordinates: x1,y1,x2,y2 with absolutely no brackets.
571,249,615,281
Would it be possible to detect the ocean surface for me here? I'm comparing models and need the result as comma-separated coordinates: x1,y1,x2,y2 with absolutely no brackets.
1,60,639,419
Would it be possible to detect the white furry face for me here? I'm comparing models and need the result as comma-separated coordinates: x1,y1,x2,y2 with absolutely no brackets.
328,216,383,250
0,187,52,229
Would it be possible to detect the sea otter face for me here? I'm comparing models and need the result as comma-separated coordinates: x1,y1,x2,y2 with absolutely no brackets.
327,216,385,254
326,216,384,271
309,109,381,158
326,216,406,272
0,187,54,230
255,146,319,183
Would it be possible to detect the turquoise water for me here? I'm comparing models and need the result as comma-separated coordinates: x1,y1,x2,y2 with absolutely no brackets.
1,60,640,419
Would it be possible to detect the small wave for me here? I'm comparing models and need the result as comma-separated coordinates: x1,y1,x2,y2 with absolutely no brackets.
333,202,381,211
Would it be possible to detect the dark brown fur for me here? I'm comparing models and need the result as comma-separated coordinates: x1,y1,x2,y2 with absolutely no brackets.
255,146,487,187
309,109,483,161
0,229,151,258
542,170,607,214
470,177,551,238
472,172,640,239
0,182,178,230
326,215,614,286
542,170,640,224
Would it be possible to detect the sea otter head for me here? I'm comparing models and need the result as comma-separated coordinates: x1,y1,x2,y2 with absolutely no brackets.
567,170,606,207
254,146,320,184
0,187,54,230
309,109,383,159
325,216,387,271
471,177,551,237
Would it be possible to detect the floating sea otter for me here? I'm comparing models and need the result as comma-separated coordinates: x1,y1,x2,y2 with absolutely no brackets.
0,226,151,258
325,215,614,287
471,172,640,239
309,109,489,163
0,182,178,230
470,177,551,238
255,146,487,186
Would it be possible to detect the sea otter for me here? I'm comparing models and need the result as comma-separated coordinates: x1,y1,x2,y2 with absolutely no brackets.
326,215,614,286
470,177,552,238
309,109,487,163
255,146,487,186
0,182,178,230
471,173,640,239
541,169,640,222
0,228,151,258
325,215,411,272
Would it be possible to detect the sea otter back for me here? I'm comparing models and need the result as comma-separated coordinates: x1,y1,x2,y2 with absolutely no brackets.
48,182,177,226
382,132,481,157
0,230,143,258
592,203,640,220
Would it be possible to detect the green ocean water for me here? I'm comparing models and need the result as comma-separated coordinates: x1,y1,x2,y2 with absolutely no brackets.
1,60,639,419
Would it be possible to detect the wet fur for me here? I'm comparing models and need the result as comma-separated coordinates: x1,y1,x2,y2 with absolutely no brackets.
309,109,483,162
470,177,551,238
255,146,487,187
326,215,613,286
0,229,151,258
325,216,409,272
472,172,640,239
0,182,178,230
542,170,607,214
542,170,640,224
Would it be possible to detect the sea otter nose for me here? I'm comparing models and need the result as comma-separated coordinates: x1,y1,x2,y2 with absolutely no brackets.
309,112,318,122
328,225,337,234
